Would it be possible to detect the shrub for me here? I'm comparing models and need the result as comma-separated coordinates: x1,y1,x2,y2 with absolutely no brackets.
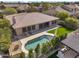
65,17,79,29
4,7,17,14
0,19,12,53
57,11,69,20
0,19,10,28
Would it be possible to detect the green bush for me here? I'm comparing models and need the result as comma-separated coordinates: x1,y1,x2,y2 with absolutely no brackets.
57,11,69,20
65,17,79,29
0,14,4,18
0,19,10,28
0,19,12,53
4,7,17,14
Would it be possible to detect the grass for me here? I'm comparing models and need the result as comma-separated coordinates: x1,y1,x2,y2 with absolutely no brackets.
48,27,73,37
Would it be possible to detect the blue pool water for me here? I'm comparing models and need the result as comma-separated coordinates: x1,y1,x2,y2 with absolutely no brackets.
25,35,53,50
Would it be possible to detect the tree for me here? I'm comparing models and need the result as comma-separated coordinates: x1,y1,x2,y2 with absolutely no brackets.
41,43,48,54
65,17,79,29
41,2,52,10
0,14,4,19
28,49,34,58
0,19,10,28
4,7,17,15
0,19,12,53
46,41,52,48
51,37,59,49
35,44,40,57
57,11,69,20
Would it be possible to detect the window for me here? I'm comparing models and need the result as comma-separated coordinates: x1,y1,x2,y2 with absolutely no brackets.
45,22,49,27
39,24,43,29
22,27,26,33
32,25,35,30
27,26,31,31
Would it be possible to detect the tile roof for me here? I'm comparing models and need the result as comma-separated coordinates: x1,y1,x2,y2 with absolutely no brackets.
61,29,79,53
6,12,58,29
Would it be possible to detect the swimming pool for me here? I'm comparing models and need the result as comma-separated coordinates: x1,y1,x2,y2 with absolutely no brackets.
25,35,54,50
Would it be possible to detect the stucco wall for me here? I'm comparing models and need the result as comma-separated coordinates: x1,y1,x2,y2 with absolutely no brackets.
15,28,22,36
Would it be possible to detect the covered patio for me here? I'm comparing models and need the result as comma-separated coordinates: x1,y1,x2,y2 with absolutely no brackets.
13,24,59,40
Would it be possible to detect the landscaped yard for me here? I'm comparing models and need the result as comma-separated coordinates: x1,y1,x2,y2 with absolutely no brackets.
48,27,74,37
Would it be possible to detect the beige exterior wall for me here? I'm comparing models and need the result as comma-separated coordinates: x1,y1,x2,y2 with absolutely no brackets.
15,28,22,36
14,21,57,36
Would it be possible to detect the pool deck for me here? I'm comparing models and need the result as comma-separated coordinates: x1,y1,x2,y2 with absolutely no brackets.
20,27,59,56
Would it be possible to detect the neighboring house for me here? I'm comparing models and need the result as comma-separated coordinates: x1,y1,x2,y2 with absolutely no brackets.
42,6,70,16
16,4,30,13
60,29,79,58
6,12,59,37
62,4,79,16
0,4,30,14
75,11,79,18
0,4,6,9
3,4,18,8
62,4,79,12
0,3,29,9
42,6,57,16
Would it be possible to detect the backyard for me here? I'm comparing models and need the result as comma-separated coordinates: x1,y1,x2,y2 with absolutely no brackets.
48,27,74,37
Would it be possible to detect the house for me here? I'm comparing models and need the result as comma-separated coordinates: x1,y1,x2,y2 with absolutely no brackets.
6,12,59,37
16,4,29,13
43,6,70,16
60,29,79,58
62,4,79,16
0,3,29,10
62,4,79,12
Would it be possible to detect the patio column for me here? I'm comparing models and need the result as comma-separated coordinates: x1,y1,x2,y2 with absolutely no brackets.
35,24,39,30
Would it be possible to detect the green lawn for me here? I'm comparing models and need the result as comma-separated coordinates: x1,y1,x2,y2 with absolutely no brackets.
48,27,73,37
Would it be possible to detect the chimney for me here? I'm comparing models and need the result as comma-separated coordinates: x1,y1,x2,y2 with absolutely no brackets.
12,16,16,26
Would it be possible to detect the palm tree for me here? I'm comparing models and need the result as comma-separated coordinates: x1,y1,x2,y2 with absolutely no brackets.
28,49,34,58
35,44,40,57
41,43,48,55
51,37,59,49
